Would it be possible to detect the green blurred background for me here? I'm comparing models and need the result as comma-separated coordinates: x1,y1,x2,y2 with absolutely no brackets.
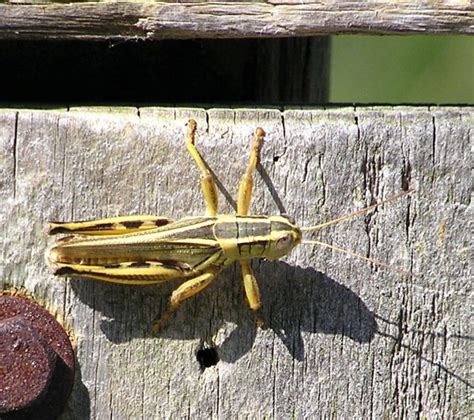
330,35,473,104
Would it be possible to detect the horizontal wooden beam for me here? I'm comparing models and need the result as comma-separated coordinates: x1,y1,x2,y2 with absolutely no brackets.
1,1,472,40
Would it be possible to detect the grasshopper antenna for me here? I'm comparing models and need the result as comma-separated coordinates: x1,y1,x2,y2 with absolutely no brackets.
301,189,414,232
302,239,414,277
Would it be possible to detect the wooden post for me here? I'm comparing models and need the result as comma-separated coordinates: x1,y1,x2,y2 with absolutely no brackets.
0,106,471,418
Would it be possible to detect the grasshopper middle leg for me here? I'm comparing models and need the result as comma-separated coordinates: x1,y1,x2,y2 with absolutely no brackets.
185,119,218,216
152,268,220,333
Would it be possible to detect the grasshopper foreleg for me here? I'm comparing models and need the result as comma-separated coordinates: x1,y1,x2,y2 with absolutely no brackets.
237,127,265,216
241,261,264,327
236,128,266,326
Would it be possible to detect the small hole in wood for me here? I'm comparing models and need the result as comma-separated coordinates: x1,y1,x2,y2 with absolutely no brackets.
196,347,219,370
273,156,280,163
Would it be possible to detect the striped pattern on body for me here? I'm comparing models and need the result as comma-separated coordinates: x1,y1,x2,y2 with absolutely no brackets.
47,215,299,284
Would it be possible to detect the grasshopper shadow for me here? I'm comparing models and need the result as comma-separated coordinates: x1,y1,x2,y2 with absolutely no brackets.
70,259,376,362
217,259,377,362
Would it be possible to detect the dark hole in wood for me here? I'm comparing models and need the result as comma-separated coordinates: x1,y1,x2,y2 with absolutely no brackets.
273,155,280,162
196,347,219,369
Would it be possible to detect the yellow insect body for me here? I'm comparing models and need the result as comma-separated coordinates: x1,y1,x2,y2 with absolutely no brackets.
47,215,302,284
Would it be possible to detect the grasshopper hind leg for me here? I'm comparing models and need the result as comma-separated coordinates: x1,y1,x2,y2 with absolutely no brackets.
51,260,190,285
47,215,172,236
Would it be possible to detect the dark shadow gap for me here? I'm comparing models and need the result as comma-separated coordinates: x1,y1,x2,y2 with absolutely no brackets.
0,38,329,105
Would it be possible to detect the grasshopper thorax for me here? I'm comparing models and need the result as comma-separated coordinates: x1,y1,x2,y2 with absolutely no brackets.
214,214,301,261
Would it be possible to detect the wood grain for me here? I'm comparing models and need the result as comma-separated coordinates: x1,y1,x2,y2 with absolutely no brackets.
1,1,472,40
0,106,471,418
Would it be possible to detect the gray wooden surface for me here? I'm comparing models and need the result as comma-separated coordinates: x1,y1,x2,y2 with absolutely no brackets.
0,106,471,418
1,1,472,40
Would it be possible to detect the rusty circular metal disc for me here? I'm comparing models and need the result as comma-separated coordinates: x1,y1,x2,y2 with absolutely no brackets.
0,316,58,412
0,294,75,420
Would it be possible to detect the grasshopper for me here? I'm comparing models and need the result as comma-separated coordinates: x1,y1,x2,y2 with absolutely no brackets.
46,120,411,332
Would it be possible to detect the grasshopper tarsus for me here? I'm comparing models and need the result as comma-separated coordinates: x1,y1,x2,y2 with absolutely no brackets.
186,119,197,141
255,313,265,329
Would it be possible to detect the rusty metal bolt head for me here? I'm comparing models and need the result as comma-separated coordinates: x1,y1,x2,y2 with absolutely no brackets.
0,294,75,419
0,316,58,412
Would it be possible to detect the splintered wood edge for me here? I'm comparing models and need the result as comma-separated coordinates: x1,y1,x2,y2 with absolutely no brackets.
0,1,472,40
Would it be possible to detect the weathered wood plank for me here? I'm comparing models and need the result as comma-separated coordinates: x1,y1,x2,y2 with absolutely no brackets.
0,1,472,40
0,106,471,418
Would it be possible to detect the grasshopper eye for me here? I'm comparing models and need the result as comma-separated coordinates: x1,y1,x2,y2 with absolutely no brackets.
276,234,292,250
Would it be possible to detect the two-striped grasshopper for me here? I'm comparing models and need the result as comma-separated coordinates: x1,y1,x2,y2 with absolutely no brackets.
46,120,411,332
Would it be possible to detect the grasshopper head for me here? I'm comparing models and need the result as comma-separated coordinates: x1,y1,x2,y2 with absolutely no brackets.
265,215,302,260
